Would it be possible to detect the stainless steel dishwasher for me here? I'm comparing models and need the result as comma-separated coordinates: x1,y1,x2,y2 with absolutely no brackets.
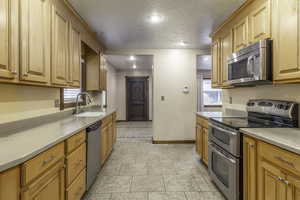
86,121,102,190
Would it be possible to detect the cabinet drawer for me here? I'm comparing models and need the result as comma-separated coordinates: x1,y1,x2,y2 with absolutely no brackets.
21,142,65,186
66,169,86,200
66,143,86,186
66,130,86,154
258,141,300,175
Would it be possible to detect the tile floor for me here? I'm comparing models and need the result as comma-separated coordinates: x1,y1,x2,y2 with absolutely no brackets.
83,122,225,200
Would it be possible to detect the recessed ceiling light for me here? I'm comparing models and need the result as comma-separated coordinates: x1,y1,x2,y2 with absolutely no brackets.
129,56,136,61
148,14,164,24
133,64,137,69
178,41,188,46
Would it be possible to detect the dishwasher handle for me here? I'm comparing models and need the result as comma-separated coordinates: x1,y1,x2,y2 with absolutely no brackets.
86,121,102,132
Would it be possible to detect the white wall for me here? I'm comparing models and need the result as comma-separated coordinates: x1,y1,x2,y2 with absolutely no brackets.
107,62,118,110
107,48,209,141
116,69,153,121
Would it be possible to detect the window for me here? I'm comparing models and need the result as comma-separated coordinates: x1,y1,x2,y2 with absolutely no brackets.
63,88,81,104
203,79,222,106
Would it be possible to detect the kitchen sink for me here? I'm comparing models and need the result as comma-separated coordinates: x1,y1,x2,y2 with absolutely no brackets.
75,112,105,117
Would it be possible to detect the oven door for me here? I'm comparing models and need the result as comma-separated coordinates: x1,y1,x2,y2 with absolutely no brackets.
208,122,240,156
208,142,240,200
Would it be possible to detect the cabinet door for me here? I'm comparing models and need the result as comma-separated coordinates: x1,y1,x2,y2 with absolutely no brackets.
20,0,51,83
243,136,257,200
0,0,18,80
220,31,233,86
195,125,203,158
233,17,249,51
100,125,108,165
22,162,65,200
108,122,113,153
249,0,271,43
287,173,300,200
69,24,81,88
0,167,20,200
202,128,209,166
212,40,220,88
258,159,287,200
51,5,69,86
273,0,300,82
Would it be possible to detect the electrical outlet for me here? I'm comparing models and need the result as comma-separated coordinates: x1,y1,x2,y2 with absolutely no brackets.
54,99,60,108
161,96,165,101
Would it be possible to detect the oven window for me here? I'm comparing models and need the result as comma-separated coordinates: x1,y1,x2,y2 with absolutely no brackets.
228,59,249,80
212,151,229,187
212,128,230,145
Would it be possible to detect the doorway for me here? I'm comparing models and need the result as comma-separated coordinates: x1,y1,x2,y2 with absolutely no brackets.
126,76,149,121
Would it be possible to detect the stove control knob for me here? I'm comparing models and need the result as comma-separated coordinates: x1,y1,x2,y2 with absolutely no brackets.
277,104,284,109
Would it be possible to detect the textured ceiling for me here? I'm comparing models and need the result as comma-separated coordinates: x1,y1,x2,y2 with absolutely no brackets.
69,0,245,49
106,55,153,71
197,55,211,70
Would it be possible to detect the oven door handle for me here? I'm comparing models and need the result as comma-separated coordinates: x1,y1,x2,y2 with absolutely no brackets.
209,123,237,136
210,143,236,164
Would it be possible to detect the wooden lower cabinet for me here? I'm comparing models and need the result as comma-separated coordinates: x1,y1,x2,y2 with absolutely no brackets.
0,167,20,200
243,136,257,200
66,169,86,200
195,115,209,166
202,128,209,166
100,113,117,165
244,136,300,200
21,160,65,200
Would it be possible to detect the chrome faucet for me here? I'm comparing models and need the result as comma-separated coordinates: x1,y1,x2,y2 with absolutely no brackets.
75,92,93,114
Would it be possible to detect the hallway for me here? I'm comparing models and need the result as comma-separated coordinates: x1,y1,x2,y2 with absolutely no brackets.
84,122,224,200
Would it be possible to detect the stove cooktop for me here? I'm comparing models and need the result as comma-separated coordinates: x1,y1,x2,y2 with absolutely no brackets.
210,117,293,130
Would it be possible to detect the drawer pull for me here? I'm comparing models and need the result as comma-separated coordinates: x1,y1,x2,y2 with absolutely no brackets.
42,155,55,166
275,156,295,168
277,177,284,182
284,180,290,185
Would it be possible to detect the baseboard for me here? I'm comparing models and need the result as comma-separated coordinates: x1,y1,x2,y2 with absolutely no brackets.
116,120,152,122
152,140,195,144
116,120,128,122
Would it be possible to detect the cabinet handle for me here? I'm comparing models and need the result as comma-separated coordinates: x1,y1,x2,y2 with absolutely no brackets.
284,180,290,185
42,155,55,166
275,156,295,168
277,177,284,182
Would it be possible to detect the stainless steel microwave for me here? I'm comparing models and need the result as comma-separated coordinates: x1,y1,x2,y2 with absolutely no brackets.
227,39,272,86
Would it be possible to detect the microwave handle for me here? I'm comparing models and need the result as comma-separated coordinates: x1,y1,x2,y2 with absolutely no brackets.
247,55,255,76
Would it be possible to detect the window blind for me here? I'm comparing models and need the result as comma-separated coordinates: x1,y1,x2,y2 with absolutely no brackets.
64,88,81,103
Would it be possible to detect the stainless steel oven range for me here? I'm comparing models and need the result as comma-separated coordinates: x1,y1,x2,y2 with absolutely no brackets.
208,99,299,200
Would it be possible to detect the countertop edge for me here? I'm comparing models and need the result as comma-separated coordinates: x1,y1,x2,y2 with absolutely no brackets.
0,109,116,172
240,128,300,155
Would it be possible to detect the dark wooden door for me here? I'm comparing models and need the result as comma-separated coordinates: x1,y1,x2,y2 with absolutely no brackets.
126,77,149,121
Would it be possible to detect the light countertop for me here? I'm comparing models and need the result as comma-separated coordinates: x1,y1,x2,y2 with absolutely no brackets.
241,128,300,155
0,108,116,172
196,110,246,119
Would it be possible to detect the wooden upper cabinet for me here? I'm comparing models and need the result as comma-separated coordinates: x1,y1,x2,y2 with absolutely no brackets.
273,0,300,82
249,0,271,43
20,0,51,83
243,136,257,200
233,17,249,51
212,40,221,88
0,0,18,81
220,31,233,86
51,5,69,86
69,24,81,88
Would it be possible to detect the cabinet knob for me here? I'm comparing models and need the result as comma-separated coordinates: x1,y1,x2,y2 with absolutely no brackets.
250,144,255,148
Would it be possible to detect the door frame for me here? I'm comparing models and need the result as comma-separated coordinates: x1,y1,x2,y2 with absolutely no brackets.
126,76,149,121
